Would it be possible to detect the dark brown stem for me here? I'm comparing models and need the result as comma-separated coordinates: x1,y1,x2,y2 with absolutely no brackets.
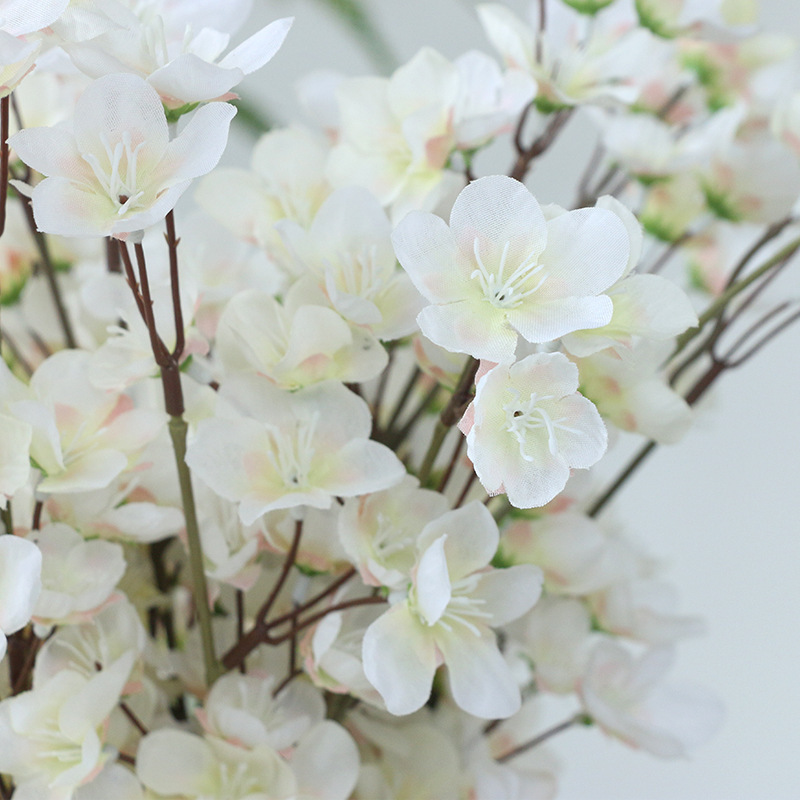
267,567,356,629
119,701,149,736
273,668,303,697
165,212,185,360
105,237,121,273
0,331,33,375
31,500,42,530
133,242,171,366
256,518,303,626
236,589,246,674
587,441,657,518
385,380,441,450
510,109,572,183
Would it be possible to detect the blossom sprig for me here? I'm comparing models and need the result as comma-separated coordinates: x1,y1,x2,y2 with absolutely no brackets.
0,1,798,798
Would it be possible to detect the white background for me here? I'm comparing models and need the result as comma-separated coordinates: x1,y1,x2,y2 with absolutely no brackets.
228,1,800,796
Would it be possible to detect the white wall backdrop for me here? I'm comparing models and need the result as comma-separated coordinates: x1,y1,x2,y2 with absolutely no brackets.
226,2,800,796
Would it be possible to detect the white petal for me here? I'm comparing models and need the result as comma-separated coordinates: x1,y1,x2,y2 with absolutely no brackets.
73,74,168,169
30,177,116,238
9,126,89,183
418,301,518,362
136,730,216,796
414,535,451,626
0,536,41,634
152,102,236,187
438,626,521,718
472,564,543,625
148,56,241,105
362,602,437,715
536,208,629,300
418,503,499,580
219,17,294,74
449,175,548,271
291,721,359,800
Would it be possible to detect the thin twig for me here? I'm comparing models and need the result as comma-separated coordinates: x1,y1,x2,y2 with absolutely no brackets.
0,95,9,238
165,212,184,359
497,713,587,763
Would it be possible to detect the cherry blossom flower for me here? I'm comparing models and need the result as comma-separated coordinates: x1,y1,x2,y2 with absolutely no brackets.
10,73,235,239
392,175,630,363
185,374,405,524
136,729,297,799
0,652,135,798
462,353,607,509
579,641,724,757
5,350,164,494
362,503,543,718
62,7,293,110
28,522,126,628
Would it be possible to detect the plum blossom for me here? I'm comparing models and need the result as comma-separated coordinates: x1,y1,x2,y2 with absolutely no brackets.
0,534,41,662
10,73,236,239
186,374,405,525
392,175,630,363
362,503,543,718
462,353,607,509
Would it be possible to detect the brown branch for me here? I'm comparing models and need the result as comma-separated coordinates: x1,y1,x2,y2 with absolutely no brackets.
165,211,184,359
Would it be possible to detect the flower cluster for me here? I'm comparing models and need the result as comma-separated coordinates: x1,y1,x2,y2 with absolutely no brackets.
0,0,796,798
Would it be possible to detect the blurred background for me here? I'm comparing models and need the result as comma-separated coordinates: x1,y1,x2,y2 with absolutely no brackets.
224,2,800,796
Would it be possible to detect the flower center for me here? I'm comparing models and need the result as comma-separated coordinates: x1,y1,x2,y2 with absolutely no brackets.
264,413,319,489
503,389,582,459
83,131,147,215
471,237,548,309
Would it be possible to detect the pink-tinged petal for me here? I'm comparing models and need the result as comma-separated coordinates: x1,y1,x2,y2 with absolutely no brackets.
185,416,270,504
472,564,543,625
418,301,518,362
148,55,241,106
317,439,405,498
37,449,128,494
536,208,629,300
477,4,535,71
0,537,41,634
30,177,116,238
414,535,451,626
136,730,216,796
73,74,168,168
392,210,469,303
152,101,236,186
291,721,359,800
612,274,698,339
218,17,294,74
8,127,90,183
437,627,521,718
418,503,499,580
449,175,548,272
547,394,607,469
362,602,437,715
